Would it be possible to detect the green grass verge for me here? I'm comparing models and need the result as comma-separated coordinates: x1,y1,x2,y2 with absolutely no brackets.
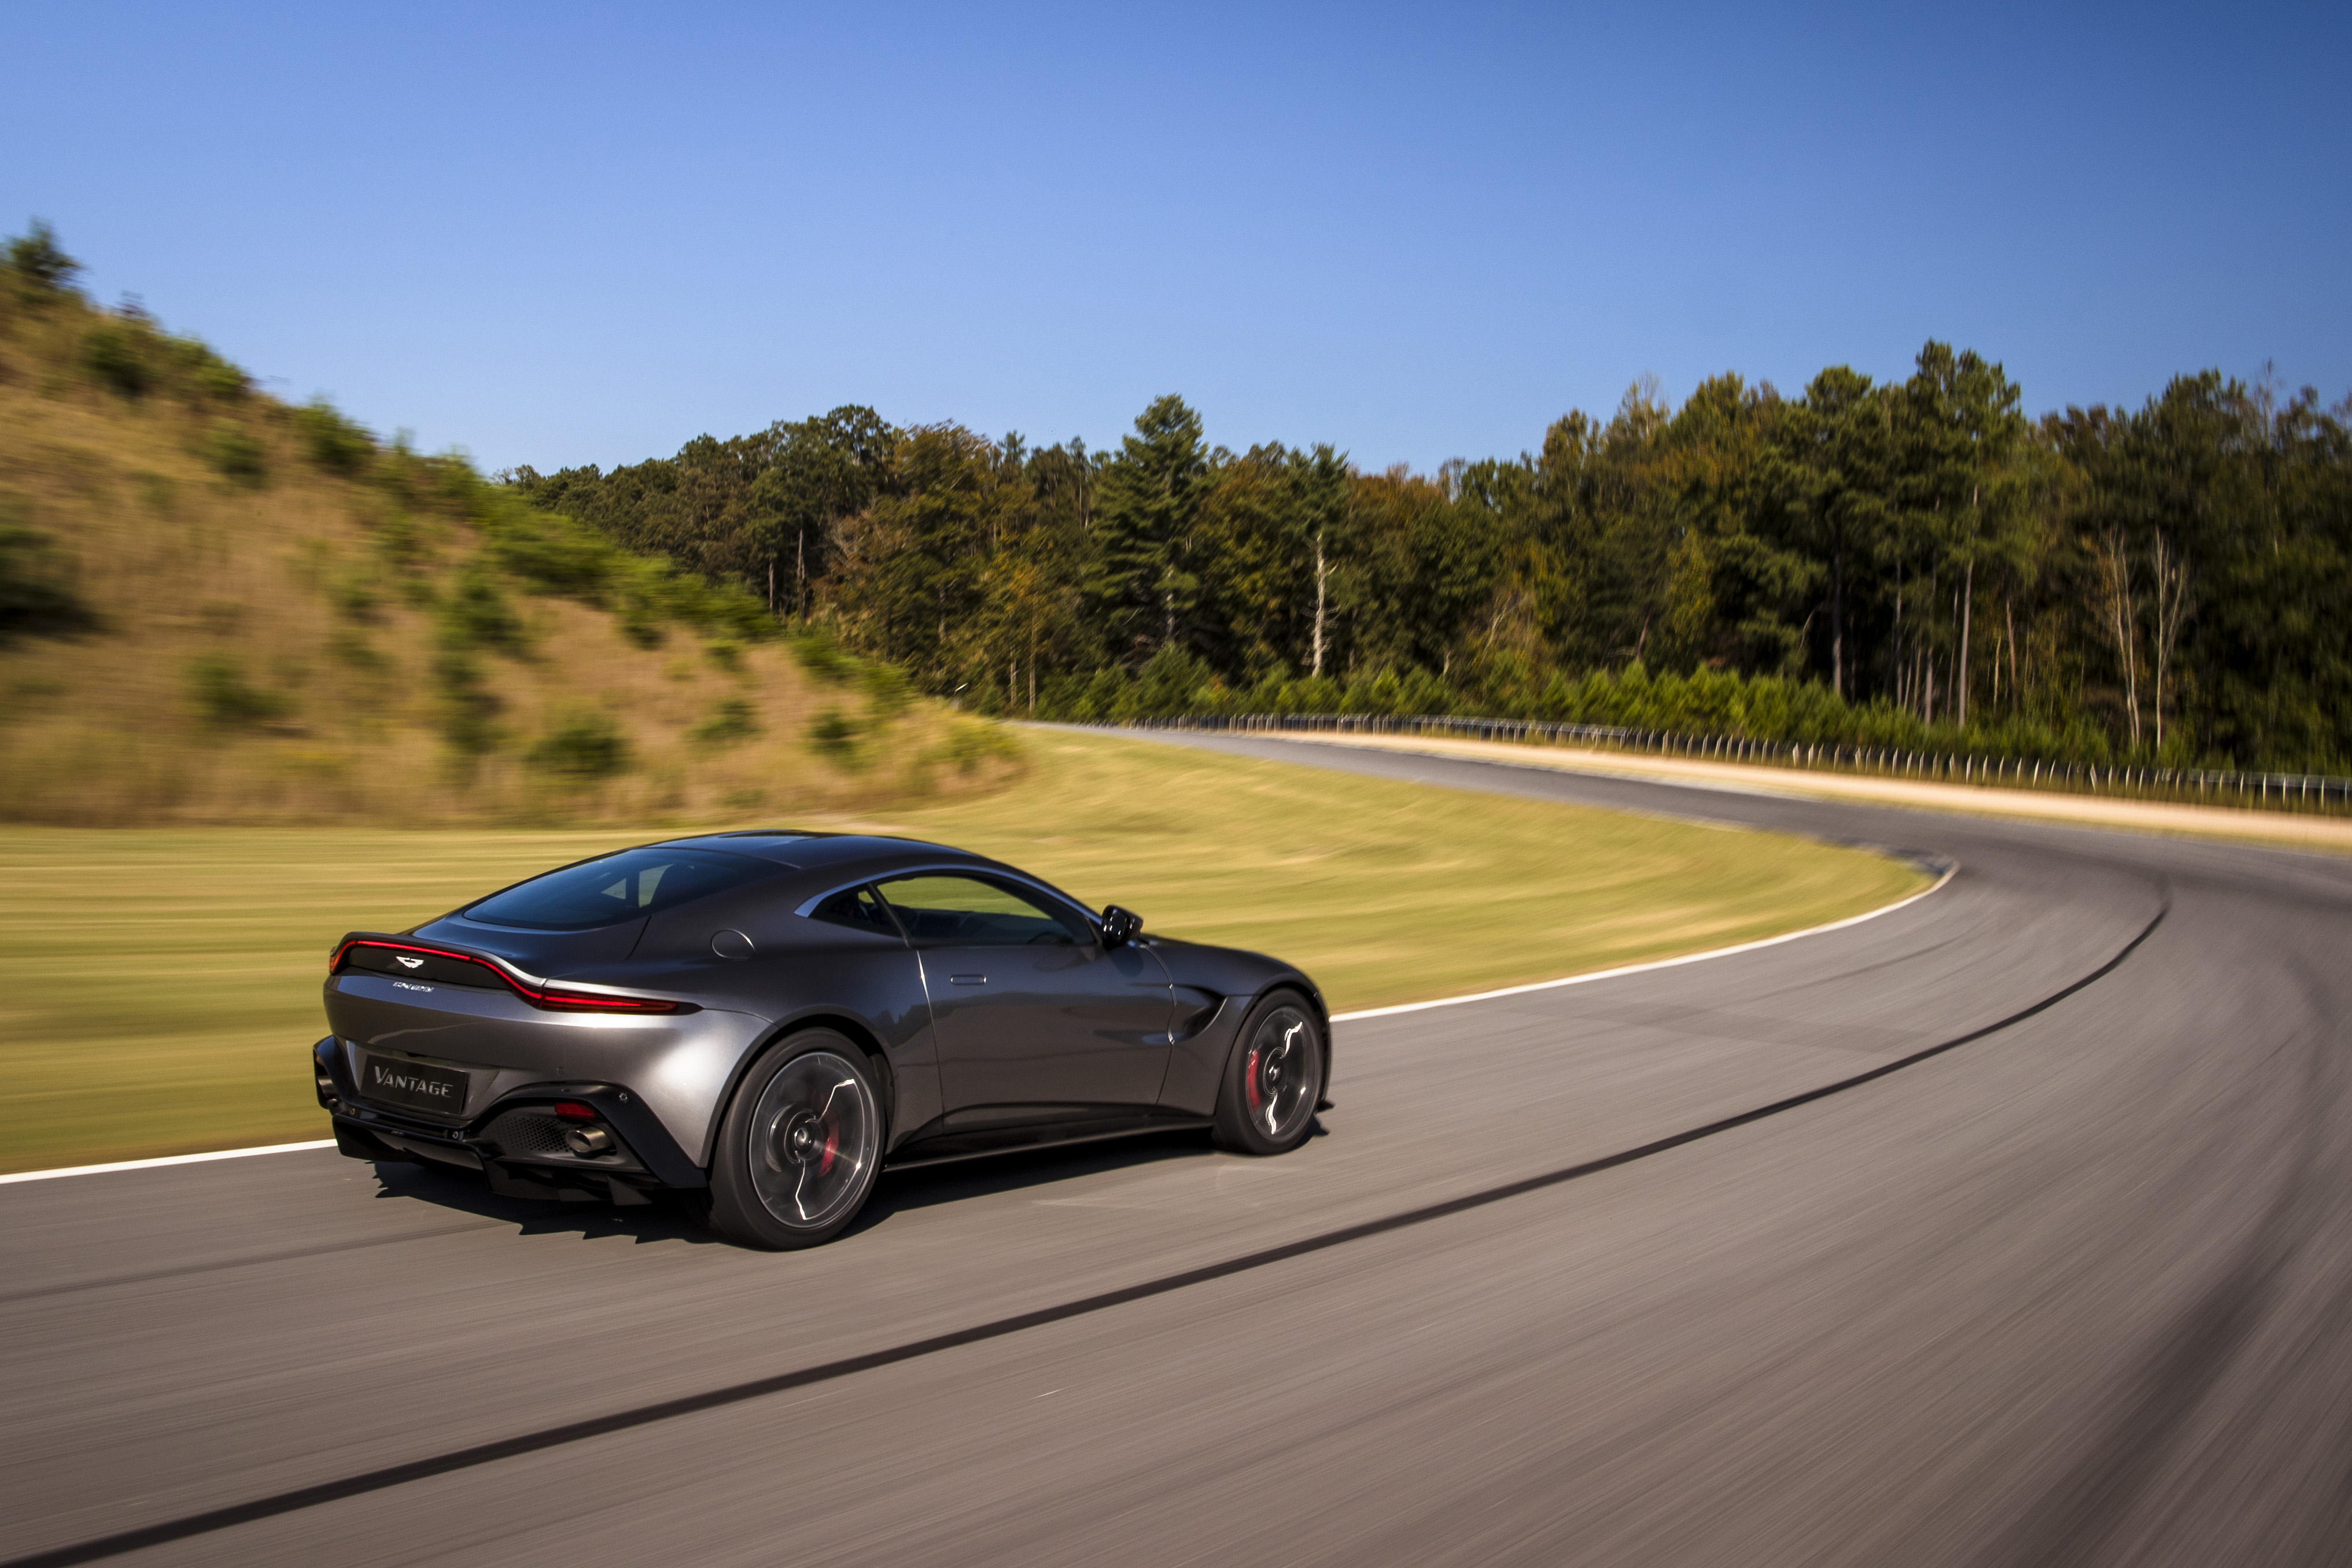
0,729,1925,1173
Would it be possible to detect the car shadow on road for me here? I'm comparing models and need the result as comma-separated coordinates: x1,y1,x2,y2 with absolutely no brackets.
366,1160,718,1246
846,1119,1332,1238
855,1128,1219,1225
362,1120,1329,1248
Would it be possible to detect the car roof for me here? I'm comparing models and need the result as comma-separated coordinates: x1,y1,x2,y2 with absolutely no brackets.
636,832,1098,918
653,830,991,871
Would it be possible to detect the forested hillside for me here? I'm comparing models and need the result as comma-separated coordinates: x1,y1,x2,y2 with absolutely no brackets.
516,353,2352,772
0,227,1013,825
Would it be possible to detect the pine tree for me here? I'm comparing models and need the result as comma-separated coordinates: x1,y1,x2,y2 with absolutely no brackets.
3,220,82,294
1087,396,1208,664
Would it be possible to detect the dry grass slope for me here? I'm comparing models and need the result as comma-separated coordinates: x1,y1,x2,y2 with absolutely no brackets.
0,287,1017,825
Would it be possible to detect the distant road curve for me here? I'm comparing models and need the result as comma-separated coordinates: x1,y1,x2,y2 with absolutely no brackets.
1202,724,2352,851
6,732,2351,1567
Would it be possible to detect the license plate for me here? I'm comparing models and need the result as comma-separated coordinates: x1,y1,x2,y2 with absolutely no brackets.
360,1054,470,1116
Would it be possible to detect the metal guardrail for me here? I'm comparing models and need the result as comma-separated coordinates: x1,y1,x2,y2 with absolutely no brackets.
1119,711,2352,815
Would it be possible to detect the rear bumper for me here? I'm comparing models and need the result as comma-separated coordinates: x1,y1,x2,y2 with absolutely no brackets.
314,1035,706,1201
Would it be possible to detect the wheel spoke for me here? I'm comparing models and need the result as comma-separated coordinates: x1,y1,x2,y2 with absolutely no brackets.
1245,1011,1318,1142
749,1053,876,1231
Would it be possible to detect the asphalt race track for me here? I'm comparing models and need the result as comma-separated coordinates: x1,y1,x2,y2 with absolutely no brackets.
9,733,2352,1567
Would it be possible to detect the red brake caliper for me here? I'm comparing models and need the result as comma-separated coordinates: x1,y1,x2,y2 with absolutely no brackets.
819,1124,839,1175
1245,1047,1263,1113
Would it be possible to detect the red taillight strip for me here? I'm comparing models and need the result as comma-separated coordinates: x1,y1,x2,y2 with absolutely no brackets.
534,990,684,1014
327,939,685,1014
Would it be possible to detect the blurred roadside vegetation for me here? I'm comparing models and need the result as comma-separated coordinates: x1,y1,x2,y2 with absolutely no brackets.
0,222,1016,825
0,730,1924,1173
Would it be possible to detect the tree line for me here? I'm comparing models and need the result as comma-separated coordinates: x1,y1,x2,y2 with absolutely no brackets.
508,345,2352,771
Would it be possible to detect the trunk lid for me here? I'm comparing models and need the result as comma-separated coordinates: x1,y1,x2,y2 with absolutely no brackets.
406,913,647,977
322,925,688,1126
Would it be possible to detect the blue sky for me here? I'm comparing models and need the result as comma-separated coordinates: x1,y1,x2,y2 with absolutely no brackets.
6,2,2346,475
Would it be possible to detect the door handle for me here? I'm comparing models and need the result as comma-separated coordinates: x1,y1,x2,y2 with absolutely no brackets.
948,973,988,985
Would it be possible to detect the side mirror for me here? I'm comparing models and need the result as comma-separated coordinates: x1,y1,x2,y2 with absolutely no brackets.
1100,905,1143,947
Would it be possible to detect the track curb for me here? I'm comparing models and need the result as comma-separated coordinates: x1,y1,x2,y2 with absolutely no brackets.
0,1141,340,1187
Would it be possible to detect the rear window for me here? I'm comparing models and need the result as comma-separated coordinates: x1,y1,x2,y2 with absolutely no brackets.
463,847,776,931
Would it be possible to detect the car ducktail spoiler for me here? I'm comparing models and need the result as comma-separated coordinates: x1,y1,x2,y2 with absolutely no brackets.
327,932,699,1015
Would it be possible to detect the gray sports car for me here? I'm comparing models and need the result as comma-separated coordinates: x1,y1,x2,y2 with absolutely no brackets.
314,831,1329,1247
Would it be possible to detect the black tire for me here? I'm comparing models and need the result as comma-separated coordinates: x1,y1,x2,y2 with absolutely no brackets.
1212,990,1325,1155
702,1031,884,1249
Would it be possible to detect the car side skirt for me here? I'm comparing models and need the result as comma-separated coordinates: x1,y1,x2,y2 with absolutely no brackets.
883,1112,1214,1172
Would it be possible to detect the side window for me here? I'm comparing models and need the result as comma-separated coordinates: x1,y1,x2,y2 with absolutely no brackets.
806,884,902,939
873,873,1093,947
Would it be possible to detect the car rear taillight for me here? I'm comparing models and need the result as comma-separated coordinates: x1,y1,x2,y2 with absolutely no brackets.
327,939,691,1014
551,1101,598,1121
532,987,684,1013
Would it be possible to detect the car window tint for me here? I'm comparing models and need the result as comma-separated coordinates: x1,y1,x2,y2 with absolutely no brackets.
873,873,1092,947
464,847,773,931
807,884,901,938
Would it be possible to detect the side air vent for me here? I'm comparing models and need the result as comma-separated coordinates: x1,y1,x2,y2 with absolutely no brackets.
1170,987,1227,1042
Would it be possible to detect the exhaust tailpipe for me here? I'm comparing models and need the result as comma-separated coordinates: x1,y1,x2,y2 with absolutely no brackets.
563,1126,615,1157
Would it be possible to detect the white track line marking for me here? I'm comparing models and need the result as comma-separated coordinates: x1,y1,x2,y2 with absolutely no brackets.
2,868,1953,1186
0,1140,338,1186
1330,865,1953,1021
